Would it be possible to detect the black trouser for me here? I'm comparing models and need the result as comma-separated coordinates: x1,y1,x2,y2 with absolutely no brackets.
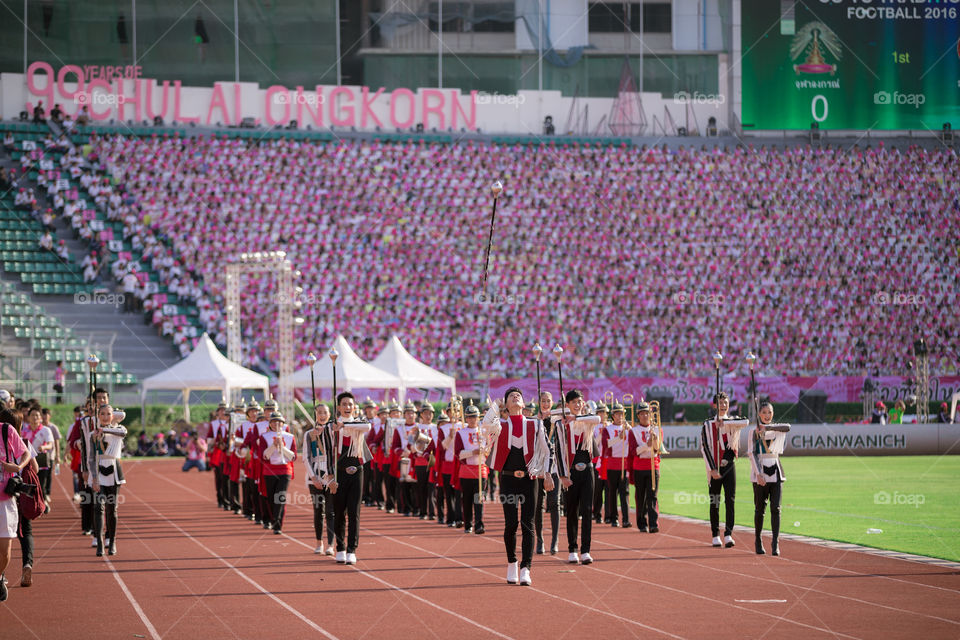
460,477,484,529
500,472,537,569
80,486,94,532
258,485,269,524
754,481,782,541
708,460,736,537
334,462,363,553
633,469,660,529
93,484,120,542
243,478,256,517
441,473,461,523
263,474,290,530
308,484,335,544
37,468,52,500
535,473,560,547
214,465,227,506
486,471,498,501
17,509,33,568
371,464,384,506
229,479,240,512
414,465,430,516
384,469,397,511
400,477,414,515
566,464,595,553
593,468,605,521
605,468,630,524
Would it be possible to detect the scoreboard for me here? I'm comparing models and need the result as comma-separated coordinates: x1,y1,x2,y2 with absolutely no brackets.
740,0,959,130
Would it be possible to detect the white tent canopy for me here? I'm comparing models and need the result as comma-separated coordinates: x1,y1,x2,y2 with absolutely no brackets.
370,335,456,402
285,335,402,395
140,333,270,420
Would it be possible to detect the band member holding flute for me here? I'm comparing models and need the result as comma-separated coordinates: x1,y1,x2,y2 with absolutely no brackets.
453,402,487,534
556,389,602,565
749,403,790,556
482,387,554,586
326,392,372,566
602,402,631,529
627,401,661,533
257,411,297,535
700,391,749,548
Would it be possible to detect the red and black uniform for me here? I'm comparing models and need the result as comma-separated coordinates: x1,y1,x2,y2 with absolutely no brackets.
256,428,297,532
601,423,631,527
435,422,462,526
67,416,93,533
488,414,541,570
627,425,661,531
452,425,487,532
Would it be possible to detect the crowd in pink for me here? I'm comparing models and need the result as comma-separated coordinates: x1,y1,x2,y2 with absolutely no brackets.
79,133,958,379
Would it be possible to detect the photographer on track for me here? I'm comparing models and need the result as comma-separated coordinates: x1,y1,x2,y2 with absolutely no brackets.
1,406,35,603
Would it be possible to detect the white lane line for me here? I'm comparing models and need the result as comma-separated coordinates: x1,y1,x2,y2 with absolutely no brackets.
589,535,960,626
280,530,517,640
468,527,863,639
654,513,960,592
55,470,162,640
736,599,789,604
153,469,516,640
358,526,688,640
129,478,340,640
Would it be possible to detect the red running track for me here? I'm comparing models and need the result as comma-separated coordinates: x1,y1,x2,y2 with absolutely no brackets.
2,459,958,639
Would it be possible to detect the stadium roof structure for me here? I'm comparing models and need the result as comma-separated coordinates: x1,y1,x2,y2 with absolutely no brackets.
370,335,457,401
285,335,402,394
140,333,270,420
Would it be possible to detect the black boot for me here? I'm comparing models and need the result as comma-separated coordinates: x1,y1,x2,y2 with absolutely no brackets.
96,537,104,557
536,538,544,555
755,511,765,555
755,537,765,555
108,538,117,556
771,507,781,556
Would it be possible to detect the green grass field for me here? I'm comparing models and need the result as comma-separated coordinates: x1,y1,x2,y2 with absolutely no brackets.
643,456,960,562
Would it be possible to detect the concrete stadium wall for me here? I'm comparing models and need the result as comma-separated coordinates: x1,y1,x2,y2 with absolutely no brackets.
662,423,960,458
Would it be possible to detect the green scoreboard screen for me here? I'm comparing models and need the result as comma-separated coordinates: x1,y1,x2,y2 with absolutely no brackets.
740,0,959,130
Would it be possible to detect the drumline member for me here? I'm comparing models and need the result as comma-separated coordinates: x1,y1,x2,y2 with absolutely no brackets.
326,392,372,565
700,391,749,548
481,387,554,586
256,411,296,534
90,404,127,557
436,404,463,528
592,402,608,525
749,403,790,556
534,392,561,555
556,390,602,565
304,403,335,555
453,402,486,534
602,402,632,528
626,401,661,533
391,401,419,516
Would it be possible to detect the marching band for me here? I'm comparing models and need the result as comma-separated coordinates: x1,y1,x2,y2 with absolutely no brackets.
53,347,793,582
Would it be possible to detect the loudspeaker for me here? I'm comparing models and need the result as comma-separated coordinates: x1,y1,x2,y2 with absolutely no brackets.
798,389,827,423
646,393,674,423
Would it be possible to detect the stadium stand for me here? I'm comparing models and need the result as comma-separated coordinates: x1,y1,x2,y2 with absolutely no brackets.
52,129,958,380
